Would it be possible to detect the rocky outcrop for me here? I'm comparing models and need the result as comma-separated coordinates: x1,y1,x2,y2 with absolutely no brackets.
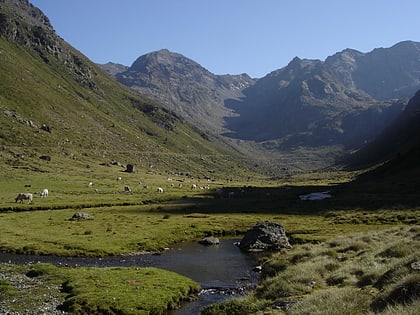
71,212,93,220
198,237,220,246
223,52,408,148
239,221,291,252
109,49,255,134
0,0,97,88
99,62,128,76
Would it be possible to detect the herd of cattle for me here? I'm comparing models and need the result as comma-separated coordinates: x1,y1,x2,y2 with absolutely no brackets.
13,179,241,204
15,188,48,204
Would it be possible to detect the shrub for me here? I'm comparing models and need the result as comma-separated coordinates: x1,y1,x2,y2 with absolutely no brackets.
371,274,420,311
201,297,264,315
378,243,411,258
374,263,409,289
287,287,371,315
262,258,288,277
0,279,12,293
256,277,304,300
338,241,366,253
291,251,313,264
357,273,379,287
324,262,340,272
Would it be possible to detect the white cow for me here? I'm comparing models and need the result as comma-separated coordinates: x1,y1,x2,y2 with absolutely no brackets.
40,188,48,198
191,184,197,190
15,193,33,204
157,187,164,193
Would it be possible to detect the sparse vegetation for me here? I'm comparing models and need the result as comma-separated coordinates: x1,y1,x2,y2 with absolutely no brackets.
202,226,420,315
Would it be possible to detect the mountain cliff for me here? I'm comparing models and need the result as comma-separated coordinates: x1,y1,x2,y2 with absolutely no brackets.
114,49,255,133
108,42,420,153
223,53,408,149
345,89,420,193
347,89,420,168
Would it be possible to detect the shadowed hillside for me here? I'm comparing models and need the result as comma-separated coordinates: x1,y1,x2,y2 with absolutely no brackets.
344,90,420,191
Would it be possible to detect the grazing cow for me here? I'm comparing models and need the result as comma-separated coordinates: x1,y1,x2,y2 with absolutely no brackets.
191,184,197,190
40,188,48,198
124,185,132,192
88,182,93,187
157,187,164,193
15,193,33,204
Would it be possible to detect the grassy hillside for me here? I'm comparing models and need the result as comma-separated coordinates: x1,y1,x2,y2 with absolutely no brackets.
203,226,420,315
0,34,256,181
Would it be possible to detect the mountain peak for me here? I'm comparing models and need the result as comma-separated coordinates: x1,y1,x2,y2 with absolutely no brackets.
129,49,203,75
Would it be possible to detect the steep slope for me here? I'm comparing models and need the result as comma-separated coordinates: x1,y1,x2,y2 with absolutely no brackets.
344,90,420,195
110,49,255,134
349,41,420,100
0,0,249,177
224,56,406,149
109,42,419,154
346,89,420,168
99,62,128,76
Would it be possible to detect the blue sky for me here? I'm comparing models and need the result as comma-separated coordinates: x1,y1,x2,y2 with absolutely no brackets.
30,0,419,78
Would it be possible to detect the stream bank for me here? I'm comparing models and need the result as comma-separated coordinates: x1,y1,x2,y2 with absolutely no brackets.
0,239,261,314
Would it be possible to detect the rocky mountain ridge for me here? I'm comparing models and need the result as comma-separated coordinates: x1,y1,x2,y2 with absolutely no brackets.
347,89,420,168
111,49,255,133
108,42,420,151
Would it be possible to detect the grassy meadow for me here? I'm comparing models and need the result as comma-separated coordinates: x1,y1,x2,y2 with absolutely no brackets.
0,164,419,314
0,263,200,315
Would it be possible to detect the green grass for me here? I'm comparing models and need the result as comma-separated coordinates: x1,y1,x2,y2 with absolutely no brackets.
0,166,418,256
0,263,199,315
202,226,420,315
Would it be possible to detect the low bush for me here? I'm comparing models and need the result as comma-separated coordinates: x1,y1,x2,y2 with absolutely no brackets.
378,242,411,258
372,274,420,311
201,296,266,315
287,287,371,315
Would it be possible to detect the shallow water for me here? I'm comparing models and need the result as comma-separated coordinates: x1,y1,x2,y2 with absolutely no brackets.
0,239,260,314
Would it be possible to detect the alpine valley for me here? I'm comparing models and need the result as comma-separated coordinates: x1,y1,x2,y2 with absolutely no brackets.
1,1,420,315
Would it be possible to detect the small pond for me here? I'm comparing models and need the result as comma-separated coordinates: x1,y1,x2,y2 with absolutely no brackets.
0,239,261,314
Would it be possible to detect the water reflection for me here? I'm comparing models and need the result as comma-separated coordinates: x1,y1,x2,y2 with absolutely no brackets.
0,239,260,314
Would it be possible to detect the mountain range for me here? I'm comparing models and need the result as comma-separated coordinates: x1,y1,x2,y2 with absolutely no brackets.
2,0,420,175
102,41,420,155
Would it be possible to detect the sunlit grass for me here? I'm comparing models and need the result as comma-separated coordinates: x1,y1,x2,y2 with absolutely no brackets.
203,226,420,315
0,263,199,315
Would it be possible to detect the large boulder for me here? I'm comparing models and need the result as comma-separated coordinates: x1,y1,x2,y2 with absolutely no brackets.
71,212,94,220
198,237,220,246
239,221,291,252
125,164,136,173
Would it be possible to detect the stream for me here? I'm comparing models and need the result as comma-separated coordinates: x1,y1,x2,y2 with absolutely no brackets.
0,239,261,314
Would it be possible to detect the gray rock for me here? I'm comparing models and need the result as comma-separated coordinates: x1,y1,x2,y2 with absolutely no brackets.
125,164,136,173
239,221,291,252
71,212,93,220
198,237,220,246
